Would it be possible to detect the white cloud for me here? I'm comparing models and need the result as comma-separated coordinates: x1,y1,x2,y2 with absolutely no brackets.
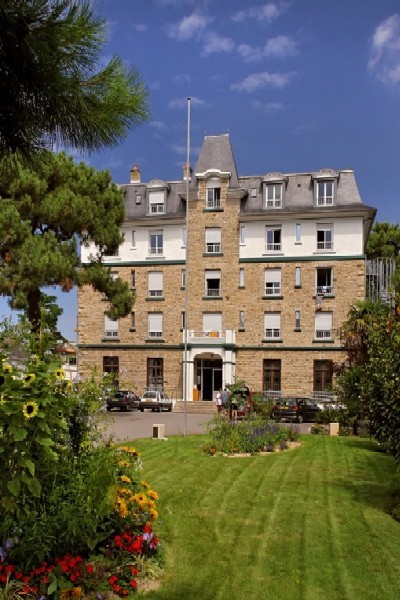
252,100,284,112
232,3,286,23
201,31,235,55
168,96,207,109
231,71,294,92
238,35,298,62
150,121,167,130
167,12,212,41
174,74,192,83
133,23,148,32
369,14,400,84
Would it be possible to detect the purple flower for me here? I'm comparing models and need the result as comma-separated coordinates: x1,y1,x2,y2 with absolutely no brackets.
0,547,6,562
5,538,13,550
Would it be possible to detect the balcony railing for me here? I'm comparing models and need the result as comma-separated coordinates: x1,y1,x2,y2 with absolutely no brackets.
148,247,163,255
316,241,333,251
184,329,236,344
315,330,332,339
148,290,163,297
265,286,281,295
316,285,333,295
266,243,281,252
205,288,221,297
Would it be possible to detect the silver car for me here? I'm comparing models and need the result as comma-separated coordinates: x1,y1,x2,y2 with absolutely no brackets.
139,390,172,412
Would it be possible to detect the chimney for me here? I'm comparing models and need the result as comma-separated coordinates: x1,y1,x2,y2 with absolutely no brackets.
130,164,141,183
182,162,192,182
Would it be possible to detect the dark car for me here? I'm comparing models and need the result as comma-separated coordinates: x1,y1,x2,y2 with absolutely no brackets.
106,390,140,412
139,390,172,412
270,398,320,423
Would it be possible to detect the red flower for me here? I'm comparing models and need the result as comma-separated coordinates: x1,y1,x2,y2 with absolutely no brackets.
86,564,94,575
129,579,138,588
5,565,14,574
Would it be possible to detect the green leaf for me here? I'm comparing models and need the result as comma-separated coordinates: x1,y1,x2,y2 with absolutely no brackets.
23,458,35,477
7,478,21,496
25,477,41,497
9,426,28,441
47,580,58,595
36,436,54,446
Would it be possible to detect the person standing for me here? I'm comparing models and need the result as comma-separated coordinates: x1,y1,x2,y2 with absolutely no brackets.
216,389,223,413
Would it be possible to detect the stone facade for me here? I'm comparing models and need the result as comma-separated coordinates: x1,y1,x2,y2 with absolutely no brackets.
78,134,376,401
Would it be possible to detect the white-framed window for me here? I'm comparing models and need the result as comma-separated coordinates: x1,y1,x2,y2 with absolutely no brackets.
148,271,163,297
315,312,333,340
265,183,282,208
265,226,282,252
203,312,222,335
295,223,302,243
131,230,136,248
316,267,333,295
181,269,186,289
315,180,334,206
251,188,257,198
206,181,221,209
264,312,281,340
239,268,245,287
205,228,221,253
239,310,245,329
182,227,187,247
135,194,142,205
240,225,246,244
205,270,221,297
149,230,163,255
265,268,282,296
148,312,163,338
295,266,301,287
104,315,118,338
316,224,333,251
295,310,301,330
130,269,136,290
148,190,165,214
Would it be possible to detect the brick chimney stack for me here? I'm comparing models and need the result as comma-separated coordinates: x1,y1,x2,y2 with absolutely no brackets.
130,164,141,183
182,162,192,182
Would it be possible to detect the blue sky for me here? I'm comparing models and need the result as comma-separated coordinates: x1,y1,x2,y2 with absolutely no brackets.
2,0,400,340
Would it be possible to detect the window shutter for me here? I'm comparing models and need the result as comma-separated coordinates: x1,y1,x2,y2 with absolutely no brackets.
265,269,281,283
203,313,222,331
148,191,164,204
104,316,118,331
205,228,221,243
264,313,280,328
148,271,163,290
148,313,163,331
315,312,332,330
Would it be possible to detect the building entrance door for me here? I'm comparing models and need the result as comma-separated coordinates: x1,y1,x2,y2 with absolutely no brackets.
195,357,222,401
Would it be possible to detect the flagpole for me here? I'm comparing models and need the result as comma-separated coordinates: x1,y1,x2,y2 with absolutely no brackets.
183,97,191,437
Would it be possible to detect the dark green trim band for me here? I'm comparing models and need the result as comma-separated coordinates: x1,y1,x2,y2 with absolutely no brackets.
84,259,186,267
240,255,365,263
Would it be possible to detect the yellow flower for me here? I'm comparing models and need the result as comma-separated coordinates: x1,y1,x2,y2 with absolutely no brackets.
56,368,65,379
2,363,12,373
149,508,159,520
147,490,159,500
118,460,130,468
145,499,155,509
115,497,128,518
141,480,150,489
120,446,140,456
22,401,39,420
23,373,36,386
120,475,131,483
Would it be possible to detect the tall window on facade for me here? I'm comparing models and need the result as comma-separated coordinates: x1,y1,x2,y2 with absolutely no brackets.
104,315,118,338
239,310,245,330
131,230,136,248
316,224,333,251
148,271,163,297
295,266,301,287
240,225,246,244
315,312,333,339
265,226,282,252
148,313,163,338
265,268,282,296
295,223,302,243
239,268,245,287
313,360,333,391
182,227,187,247
181,269,186,289
295,310,301,330
265,183,282,208
315,180,334,206
130,269,136,289
205,228,221,253
203,313,222,336
148,190,165,214
149,230,163,255
205,270,221,297
316,267,333,295
147,358,163,389
103,356,119,387
263,359,281,392
264,312,281,340
130,311,135,330
206,181,221,209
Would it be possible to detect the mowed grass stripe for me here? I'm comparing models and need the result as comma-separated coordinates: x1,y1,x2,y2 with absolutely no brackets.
133,435,400,600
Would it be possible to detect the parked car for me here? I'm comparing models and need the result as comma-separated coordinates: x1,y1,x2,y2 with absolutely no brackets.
270,398,320,423
139,390,172,412
106,390,140,412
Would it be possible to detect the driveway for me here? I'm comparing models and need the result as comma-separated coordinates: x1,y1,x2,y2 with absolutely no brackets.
102,410,313,441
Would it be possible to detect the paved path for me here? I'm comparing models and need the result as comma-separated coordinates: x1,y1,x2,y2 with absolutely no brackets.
102,409,312,441
103,409,214,441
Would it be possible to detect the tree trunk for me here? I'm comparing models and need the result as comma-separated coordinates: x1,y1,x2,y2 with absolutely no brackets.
27,288,42,332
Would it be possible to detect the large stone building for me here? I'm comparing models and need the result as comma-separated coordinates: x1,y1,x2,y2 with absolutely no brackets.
78,133,376,402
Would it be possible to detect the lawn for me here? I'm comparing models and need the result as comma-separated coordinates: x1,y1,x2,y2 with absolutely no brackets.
133,434,400,600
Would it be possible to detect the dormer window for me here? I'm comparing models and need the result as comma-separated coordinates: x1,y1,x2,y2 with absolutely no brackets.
148,190,165,214
312,170,338,207
262,173,286,209
266,183,282,208
206,185,221,209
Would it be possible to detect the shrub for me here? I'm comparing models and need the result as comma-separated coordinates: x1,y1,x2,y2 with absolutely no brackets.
205,414,298,454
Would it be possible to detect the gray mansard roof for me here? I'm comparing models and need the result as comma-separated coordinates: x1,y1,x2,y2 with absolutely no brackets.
122,133,376,222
